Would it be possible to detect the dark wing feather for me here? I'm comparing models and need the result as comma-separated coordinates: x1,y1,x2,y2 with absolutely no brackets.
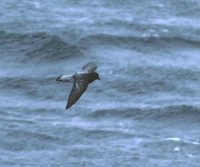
66,79,88,109
82,62,97,72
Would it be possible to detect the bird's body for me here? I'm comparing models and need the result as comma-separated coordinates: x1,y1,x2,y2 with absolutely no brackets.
56,62,100,109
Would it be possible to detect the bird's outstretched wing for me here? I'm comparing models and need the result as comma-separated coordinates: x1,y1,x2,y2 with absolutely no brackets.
66,78,88,109
82,62,97,72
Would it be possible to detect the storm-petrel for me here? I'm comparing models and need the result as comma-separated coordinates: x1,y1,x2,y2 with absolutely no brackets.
56,62,100,109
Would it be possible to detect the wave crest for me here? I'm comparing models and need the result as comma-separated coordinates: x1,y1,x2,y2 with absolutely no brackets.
86,105,200,122
0,31,81,62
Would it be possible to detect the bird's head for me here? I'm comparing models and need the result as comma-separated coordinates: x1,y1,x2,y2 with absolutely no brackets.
95,72,100,80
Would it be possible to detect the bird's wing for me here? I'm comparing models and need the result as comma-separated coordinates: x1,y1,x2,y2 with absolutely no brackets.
82,62,97,72
66,78,88,109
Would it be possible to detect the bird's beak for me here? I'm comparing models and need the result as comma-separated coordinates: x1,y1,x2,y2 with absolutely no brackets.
97,76,100,80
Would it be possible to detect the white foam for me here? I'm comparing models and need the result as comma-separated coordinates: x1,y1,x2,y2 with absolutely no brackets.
187,154,194,158
161,28,169,33
191,141,200,145
165,137,181,142
174,146,181,152
34,2,40,8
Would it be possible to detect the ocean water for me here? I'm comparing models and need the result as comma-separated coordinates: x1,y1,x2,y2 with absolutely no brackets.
0,0,200,166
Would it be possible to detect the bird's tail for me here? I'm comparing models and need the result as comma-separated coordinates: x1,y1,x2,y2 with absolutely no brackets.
56,74,74,82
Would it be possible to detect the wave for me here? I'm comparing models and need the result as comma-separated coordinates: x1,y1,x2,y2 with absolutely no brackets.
86,105,200,122
0,31,81,63
1,30,200,63
2,129,63,151
79,34,200,48
0,76,61,100
0,31,200,62
2,63,200,98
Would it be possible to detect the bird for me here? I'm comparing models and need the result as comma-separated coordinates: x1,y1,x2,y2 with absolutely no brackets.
56,62,100,110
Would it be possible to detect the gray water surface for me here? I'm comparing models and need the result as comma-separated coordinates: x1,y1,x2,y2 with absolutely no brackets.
0,0,200,167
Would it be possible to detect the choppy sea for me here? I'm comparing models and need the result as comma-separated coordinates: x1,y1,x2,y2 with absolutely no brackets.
0,0,200,166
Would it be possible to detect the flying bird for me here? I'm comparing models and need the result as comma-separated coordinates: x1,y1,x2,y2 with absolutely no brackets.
56,62,100,109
